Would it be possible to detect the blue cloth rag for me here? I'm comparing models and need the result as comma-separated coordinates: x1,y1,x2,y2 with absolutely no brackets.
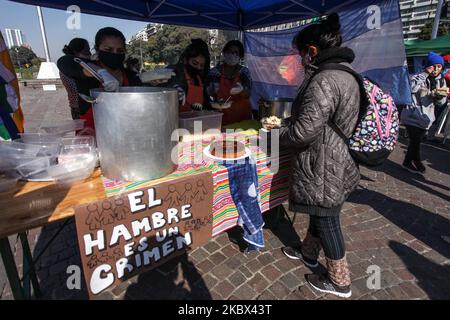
221,156,265,248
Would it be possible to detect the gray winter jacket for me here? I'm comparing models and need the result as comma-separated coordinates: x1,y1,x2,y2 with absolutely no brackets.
400,72,447,130
280,47,361,216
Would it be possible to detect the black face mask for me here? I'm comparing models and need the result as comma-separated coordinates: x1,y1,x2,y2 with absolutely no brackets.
98,50,125,70
185,63,203,78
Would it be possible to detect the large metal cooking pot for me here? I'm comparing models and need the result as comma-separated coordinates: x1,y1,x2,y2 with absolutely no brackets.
90,87,178,181
258,97,293,120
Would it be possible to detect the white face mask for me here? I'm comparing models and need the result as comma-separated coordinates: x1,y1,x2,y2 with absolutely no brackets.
223,53,240,66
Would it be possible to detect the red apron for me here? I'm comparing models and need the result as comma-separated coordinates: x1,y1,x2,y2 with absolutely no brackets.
79,71,129,135
217,66,252,125
180,68,204,113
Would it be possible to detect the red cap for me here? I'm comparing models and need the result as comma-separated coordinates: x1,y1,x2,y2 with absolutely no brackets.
443,54,450,61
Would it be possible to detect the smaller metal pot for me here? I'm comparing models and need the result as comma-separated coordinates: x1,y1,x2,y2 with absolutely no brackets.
258,97,293,120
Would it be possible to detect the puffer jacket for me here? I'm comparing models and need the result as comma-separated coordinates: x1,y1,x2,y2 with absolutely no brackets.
280,47,361,216
401,72,447,130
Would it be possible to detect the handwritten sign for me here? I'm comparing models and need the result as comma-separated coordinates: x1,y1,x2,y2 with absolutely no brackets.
74,172,213,297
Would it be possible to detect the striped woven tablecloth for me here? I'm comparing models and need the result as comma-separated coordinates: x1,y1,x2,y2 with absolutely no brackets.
102,136,291,236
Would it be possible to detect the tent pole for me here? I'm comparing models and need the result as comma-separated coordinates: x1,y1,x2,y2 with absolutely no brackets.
36,6,51,62
431,0,444,39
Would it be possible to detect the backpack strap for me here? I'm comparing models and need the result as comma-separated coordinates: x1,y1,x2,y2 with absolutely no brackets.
316,63,369,108
313,63,370,144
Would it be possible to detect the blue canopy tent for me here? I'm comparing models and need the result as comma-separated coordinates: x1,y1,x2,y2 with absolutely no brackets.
9,0,362,30
8,0,412,105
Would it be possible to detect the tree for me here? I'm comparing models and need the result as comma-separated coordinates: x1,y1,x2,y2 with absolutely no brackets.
418,21,450,40
126,25,240,68
8,46,38,67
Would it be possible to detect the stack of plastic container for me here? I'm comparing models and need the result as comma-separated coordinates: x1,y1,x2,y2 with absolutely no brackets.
47,136,97,185
0,119,98,191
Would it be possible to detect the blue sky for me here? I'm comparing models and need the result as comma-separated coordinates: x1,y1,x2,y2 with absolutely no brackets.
0,0,148,60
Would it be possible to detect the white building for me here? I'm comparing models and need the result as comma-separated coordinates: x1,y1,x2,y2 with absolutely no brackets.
400,0,449,40
129,24,161,44
4,28,24,48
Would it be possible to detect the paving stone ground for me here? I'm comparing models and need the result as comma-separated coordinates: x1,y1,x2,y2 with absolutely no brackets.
1,85,450,300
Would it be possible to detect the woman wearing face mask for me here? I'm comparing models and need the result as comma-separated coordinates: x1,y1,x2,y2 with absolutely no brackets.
59,38,91,120
401,52,448,172
207,40,252,125
279,13,360,298
166,39,211,112
57,27,141,133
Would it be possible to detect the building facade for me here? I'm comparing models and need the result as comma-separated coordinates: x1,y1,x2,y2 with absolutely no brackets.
129,24,161,44
400,0,448,40
4,28,24,48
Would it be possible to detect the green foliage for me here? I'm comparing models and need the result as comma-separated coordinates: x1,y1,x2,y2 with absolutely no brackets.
126,25,239,69
8,46,38,67
419,21,450,40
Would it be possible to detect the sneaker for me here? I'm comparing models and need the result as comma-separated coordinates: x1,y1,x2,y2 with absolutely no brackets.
412,160,426,173
282,246,319,268
305,274,352,298
402,161,421,173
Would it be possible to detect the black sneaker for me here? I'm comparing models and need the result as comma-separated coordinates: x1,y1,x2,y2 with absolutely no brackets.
305,274,352,298
281,246,318,268
402,161,421,173
412,160,426,173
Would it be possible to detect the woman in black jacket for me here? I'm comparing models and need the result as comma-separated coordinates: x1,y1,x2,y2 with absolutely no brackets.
57,27,141,133
279,13,361,298
59,38,91,120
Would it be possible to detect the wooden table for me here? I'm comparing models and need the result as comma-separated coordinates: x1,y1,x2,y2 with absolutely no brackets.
0,168,106,299
0,135,289,299
0,168,105,239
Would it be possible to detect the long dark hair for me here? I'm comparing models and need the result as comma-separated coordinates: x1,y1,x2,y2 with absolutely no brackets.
179,38,211,78
62,38,89,55
293,13,342,53
94,27,126,50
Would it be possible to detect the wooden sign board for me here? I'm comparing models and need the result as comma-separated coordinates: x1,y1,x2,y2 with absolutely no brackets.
74,171,213,298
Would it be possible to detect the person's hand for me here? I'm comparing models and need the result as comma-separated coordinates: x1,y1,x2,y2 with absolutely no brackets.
230,82,244,95
191,103,203,111
425,66,435,75
435,87,449,97
97,69,120,92
174,85,186,106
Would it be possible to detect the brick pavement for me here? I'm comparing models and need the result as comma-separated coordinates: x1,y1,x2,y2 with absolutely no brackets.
1,85,449,300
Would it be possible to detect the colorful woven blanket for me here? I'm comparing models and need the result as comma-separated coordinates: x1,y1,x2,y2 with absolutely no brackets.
102,135,291,236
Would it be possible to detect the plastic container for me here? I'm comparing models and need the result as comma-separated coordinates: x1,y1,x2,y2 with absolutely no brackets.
139,68,175,83
15,138,62,158
0,141,42,157
0,155,40,171
18,133,61,144
54,166,95,186
61,136,95,148
50,153,97,185
179,111,223,133
59,136,96,163
15,157,51,179
40,119,85,135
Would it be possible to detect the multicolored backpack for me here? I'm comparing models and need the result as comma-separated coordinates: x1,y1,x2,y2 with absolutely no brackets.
317,63,400,166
